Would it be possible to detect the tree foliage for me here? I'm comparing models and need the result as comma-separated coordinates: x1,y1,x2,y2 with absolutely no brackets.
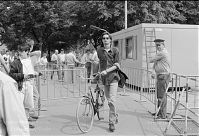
0,1,198,51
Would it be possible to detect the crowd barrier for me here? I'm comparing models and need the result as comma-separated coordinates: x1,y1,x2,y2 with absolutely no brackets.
121,67,199,135
35,64,89,115
164,74,199,135
35,63,198,135
122,67,156,103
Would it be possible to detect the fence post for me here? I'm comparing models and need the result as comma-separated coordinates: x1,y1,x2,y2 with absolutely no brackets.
154,75,157,116
37,75,41,116
134,69,146,102
184,77,189,135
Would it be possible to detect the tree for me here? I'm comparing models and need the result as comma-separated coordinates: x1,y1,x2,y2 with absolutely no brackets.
127,1,186,26
0,1,199,52
0,1,71,51
175,1,199,24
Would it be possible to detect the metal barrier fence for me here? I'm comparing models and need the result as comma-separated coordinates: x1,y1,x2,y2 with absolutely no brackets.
34,63,100,117
35,64,89,103
122,67,156,103
35,64,198,135
121,67,199,135
164,74,199,135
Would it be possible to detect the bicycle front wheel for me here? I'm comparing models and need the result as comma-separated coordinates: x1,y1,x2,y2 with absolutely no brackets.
76,97,94,133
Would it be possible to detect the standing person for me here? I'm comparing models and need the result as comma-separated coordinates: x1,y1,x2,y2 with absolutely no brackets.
97,31,120,132
40,52,48,79
9,50,16,64
149,39,171,119
0,70,30,136
58,48,65,81
81,48,93,80
2,50,10,70
75,50,82,67
28,41,41,120
51,49,59,80
9,46,26,92
65,48,82,83
9,45,36,128
0,54,9,74
90,48,99,74
40,53,48,66
29,43,41,71
21,45,38,125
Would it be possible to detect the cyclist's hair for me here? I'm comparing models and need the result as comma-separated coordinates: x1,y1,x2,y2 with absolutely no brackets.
101,31,112,40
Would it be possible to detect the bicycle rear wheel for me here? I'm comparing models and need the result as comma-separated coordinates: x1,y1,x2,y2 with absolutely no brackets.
76,97,94,133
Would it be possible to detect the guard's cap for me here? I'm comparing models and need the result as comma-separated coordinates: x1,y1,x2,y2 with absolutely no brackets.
154,39,165,42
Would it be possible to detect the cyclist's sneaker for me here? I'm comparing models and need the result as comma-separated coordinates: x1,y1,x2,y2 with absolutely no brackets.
30,115,39,119
28,117,37,122
29,124,35,129
109,123,115,132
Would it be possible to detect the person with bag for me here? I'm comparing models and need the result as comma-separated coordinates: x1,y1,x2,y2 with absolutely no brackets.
97,31,120,132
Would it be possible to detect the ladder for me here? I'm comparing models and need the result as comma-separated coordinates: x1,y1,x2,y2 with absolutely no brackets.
143,28,157,102
144,27,157,72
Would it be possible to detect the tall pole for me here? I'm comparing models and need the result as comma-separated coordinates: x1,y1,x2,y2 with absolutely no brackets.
125,0,127,29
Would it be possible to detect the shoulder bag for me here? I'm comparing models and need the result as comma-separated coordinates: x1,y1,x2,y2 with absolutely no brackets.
104,50,128,88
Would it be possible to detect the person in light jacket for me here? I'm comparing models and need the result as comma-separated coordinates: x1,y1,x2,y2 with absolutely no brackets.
0,61,30,135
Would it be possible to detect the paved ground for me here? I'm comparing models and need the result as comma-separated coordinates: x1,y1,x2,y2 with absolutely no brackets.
29,74,199,136
29,88,182,136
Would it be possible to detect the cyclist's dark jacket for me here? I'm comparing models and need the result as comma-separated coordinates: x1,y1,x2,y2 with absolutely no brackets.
97,46,120,85
9,58,24,91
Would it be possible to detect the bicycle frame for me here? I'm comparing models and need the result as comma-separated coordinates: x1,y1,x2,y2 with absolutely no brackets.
79,73,105,120
76,74,105,133
84,81,105,120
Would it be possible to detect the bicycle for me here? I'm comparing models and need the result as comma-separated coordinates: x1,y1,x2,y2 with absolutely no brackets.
76,73,105,133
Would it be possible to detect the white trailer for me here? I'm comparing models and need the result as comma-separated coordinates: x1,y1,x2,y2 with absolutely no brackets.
111,23,199,88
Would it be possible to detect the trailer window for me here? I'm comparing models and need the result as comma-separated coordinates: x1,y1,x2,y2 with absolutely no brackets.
113,40,122,60
113,40,119,47
125,36,137,60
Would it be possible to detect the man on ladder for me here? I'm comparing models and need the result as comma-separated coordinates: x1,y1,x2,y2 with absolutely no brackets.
149,39,171,119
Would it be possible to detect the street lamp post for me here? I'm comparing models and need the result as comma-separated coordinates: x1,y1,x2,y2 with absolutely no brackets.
125,0,127,29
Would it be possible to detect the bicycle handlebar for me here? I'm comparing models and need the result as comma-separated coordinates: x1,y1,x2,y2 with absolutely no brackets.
77,72,101,80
